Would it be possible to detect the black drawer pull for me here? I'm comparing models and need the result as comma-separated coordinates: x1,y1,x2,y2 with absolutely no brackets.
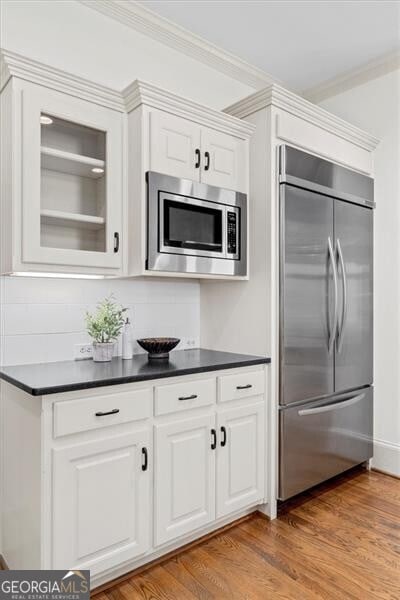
195,148,201,168
236,384,253,390
178,394,198,401
211,428,217,450
95,408,120,417
142,447,148,471
204,151,210,171
114,232,120,253
220,426,227,447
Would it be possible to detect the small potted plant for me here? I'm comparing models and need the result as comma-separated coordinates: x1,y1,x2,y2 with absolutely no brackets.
85,296,127,362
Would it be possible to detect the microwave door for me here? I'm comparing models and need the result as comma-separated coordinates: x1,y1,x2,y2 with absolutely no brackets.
159,193,227,259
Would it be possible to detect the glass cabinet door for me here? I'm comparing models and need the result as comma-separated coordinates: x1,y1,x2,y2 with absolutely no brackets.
21,82,123,272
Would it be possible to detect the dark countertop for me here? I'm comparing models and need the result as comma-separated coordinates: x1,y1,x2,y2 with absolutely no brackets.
0,349,271,396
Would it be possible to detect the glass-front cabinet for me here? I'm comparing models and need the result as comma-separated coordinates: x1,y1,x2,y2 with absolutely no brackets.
20,82,123,274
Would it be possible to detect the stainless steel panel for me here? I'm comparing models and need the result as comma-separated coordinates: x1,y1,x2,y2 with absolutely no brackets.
280,146,374,208
335,201,373,391
147,172,247,276
280,184,335,406
279,387,373,500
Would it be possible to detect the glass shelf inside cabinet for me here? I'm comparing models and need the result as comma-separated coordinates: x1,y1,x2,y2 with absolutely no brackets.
40,114,107,253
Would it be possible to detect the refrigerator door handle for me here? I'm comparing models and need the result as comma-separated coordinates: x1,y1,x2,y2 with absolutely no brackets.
336,238,348,353
328,236,339,355
298,392,365,416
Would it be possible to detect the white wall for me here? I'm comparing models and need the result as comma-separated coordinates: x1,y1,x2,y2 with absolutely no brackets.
0,277,200,365
320,68,400,477
0,0,253,107
0,0,255,367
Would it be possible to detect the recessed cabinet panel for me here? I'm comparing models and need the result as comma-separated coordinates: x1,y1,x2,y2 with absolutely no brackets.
154,413,215,546
217,401,265,518
150,111,201,181
20,82,123,271
52,431,150,574
201,129,247,192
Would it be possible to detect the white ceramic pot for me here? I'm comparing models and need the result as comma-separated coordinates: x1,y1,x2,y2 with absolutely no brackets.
92,342,115,362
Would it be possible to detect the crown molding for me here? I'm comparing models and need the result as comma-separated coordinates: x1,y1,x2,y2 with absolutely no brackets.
0,49,125,111
78,0,280,90
224,84,379,151
303,49,400,104
0,49,254,138
123,80,255,138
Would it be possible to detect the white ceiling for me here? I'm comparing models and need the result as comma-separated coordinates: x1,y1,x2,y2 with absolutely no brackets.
139,0,400,91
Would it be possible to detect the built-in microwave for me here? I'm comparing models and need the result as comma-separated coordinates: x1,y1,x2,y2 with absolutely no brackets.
146,172,247,276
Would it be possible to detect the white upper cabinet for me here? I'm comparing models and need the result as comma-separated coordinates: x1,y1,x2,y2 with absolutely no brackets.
150,111,201,181
1,54,254,278
200,127,247,192
52,430,151,575
148,109,248,192
21,83,123,272
1,75,125,276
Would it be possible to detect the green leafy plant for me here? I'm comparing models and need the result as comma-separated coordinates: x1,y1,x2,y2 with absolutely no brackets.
85,296,127,344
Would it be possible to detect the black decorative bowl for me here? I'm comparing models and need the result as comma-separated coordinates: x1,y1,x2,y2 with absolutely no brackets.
137,337,180,361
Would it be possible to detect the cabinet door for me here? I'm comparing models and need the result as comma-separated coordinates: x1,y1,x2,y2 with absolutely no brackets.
154,414,215,546
20,82,123,272
200,128,247,192
52,430,150,575
217,401,265,518
150,111,201,181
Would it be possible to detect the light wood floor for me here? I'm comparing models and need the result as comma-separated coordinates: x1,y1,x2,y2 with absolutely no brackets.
93,468,400,600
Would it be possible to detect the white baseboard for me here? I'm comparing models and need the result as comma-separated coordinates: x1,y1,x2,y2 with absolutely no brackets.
372,439,400,477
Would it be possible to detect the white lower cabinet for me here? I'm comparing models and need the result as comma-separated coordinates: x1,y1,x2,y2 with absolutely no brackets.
154,413,216,546
217,401,265,517
52,430,151,575
154,379,266,547
1,367,267,586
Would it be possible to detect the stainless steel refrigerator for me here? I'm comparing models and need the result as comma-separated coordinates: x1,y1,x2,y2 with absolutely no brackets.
279,146,374,500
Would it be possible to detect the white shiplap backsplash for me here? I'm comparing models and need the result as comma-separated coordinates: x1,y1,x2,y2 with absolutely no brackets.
0,276,200,366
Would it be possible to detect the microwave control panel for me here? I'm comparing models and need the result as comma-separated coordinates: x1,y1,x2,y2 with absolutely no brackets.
227,211,238,255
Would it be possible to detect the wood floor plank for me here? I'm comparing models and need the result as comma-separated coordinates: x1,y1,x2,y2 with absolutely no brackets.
276,513,399,599
115,565,198,600
93,469,400,600
237,518,360,600
202,530,321,600
291,494,400,571
162,554,220,600
165,543,243,599
241,516,372,600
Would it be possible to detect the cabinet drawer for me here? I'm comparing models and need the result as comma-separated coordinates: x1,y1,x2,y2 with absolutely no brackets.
53,388,152,438
218,369,265,403
155,377,216,416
